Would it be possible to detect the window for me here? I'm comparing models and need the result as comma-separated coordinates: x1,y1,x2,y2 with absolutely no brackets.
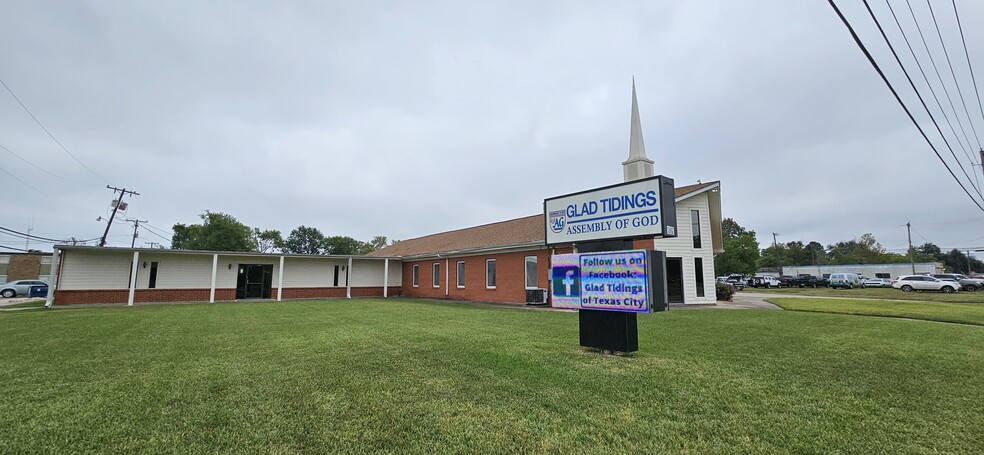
412,264,419,287
695,258,705,297
432,263,440,287
525,256,537,289
691,210,702,249
148,262,159,289
456,261,465,288
486,259,496,288
875,273,890,279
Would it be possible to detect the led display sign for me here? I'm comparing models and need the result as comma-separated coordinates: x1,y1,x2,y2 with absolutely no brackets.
551,250,652,313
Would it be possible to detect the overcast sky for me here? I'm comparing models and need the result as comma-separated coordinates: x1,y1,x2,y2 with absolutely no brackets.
2,1,984,258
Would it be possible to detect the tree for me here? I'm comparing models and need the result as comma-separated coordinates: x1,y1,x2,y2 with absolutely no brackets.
282,226,327,254
324,236,363,255
714,218,760,275
358,235,389,254
916,244,984,273
171,211,257,252
255,229,283,253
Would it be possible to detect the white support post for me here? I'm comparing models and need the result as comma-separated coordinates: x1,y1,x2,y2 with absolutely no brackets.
209,254,218,303
383,258,389,298
346,257,353,298
277,256,285,302
445,258,449,297
44,248,61,308
128,251,139,306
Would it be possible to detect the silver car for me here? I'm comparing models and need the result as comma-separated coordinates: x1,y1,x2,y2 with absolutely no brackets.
863,278,892,288
0,280,48,298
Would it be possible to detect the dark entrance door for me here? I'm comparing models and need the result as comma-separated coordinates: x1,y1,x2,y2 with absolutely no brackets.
666,258,684,303
236,264,273,299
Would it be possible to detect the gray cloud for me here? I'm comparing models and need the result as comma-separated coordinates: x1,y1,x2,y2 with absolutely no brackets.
1,0,983,258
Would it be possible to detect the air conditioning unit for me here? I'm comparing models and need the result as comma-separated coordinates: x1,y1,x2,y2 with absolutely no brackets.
525,288,548,305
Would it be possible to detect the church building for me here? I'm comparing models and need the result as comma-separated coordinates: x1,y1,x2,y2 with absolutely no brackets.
369,82,723,305
44,82,722,307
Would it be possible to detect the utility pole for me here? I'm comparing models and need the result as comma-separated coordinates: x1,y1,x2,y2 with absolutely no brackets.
980,149,984,179
126,219,147,248
906,221,915,274
772,233,779,249
99,186,139,247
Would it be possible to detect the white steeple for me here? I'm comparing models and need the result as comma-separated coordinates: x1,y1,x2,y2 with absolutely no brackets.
622,78,654,182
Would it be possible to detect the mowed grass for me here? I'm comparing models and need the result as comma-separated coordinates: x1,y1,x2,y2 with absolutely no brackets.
768,297,984,326
749,285,984,303
0,299,46,310
2,299,983,453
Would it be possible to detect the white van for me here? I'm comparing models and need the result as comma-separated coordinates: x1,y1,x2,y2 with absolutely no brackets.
829,273,863,289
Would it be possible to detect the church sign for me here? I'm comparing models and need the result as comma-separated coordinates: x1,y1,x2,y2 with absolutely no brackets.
550,250,654,313
543,175,677,246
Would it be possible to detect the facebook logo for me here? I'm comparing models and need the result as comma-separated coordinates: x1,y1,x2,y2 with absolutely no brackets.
552,266,580,298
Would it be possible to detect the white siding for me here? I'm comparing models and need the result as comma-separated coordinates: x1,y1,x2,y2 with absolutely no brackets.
59,250,133,290
350,259,385,287
280,258,347,287
57,249,403,292
135,254,214,289
652,194,717,304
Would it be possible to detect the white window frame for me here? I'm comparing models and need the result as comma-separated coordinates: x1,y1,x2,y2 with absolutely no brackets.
412,264,419,288
456,261,465,288
524,256,538,289
432,262,440,288
486,259,496,289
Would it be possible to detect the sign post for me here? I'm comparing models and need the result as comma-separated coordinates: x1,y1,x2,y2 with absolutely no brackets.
545,175,675,354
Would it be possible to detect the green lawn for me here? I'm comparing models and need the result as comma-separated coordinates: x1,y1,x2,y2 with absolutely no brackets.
0,299,46,310
768,297,984,326
748,285,984,303
2,299,983,453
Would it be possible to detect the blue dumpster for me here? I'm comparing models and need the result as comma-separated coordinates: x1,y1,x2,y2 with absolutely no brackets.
29,285,48,298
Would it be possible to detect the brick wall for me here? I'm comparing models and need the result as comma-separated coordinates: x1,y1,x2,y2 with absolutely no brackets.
401,249,551,304
8,254,42,281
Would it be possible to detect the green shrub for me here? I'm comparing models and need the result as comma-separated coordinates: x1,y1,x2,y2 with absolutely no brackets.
716,282,735,301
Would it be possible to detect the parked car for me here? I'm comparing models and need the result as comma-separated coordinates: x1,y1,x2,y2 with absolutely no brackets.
892,275,959,293
829,273,864,289
725,277,746,290
930,274,981,291
862,277,893,288
0,280,48,298
792,275,829,288
749,276,782,288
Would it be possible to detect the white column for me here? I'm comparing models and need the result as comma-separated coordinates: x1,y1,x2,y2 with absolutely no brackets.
44,248,61,308
346,257,353,299
209,254,218,303
127,251,139,306
383,258,389,298
445,258,449,296
277,256,285,302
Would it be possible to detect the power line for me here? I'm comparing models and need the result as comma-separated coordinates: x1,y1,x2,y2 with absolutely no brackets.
0,77,108,184
828,0,984,212
900,0,977,156
0,142,86,185
883,0,976,169
0,226,63,242
925,0,982,148
0,244,33,252
951,0,984,148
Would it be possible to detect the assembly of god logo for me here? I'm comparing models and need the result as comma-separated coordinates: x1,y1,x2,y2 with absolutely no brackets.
549,210,566,234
